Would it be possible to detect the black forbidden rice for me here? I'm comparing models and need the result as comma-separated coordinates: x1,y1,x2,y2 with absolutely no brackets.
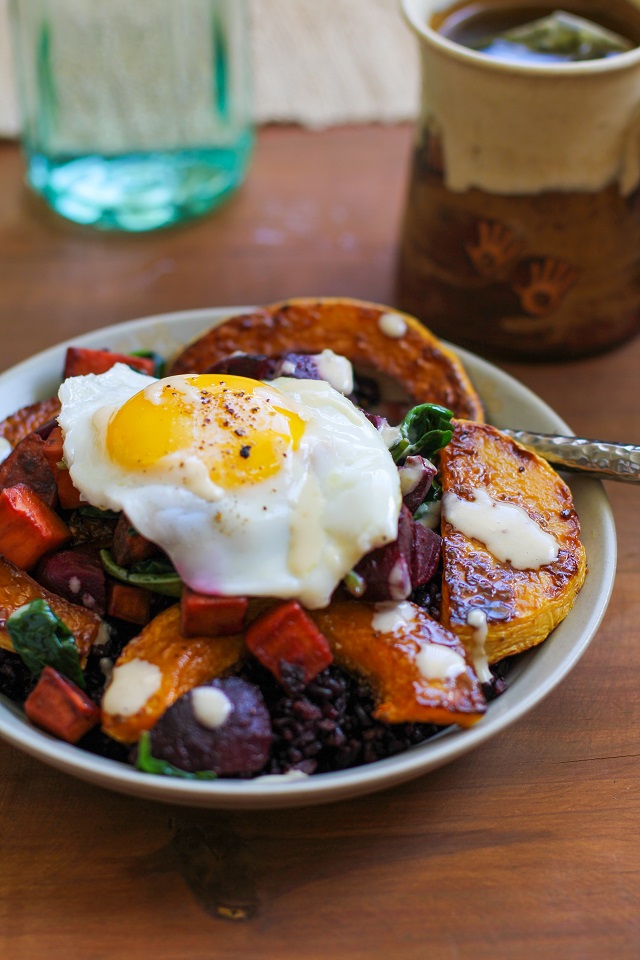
236,659,441,776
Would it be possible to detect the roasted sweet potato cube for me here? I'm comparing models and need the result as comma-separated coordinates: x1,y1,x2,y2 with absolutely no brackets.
180,589,248,637
246,600,333,686
55,469,84,510
0,483,70,569
25,666,100,743
107,581,152,625
111,513,158,566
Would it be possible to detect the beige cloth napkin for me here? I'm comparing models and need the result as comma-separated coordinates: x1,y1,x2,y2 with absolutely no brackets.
251,0,419,127
0,0,419,138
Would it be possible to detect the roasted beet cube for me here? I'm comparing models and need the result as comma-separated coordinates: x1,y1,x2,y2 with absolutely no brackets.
25,666,100,744
363,412,390,433
206,351,328,384
246,601,333,687
273,352,322,380
410,522,441,589
150,677,272,776
35,545,107,614
353,505,413,602
399,456,437,514
180,589,248,637
206,353,281,381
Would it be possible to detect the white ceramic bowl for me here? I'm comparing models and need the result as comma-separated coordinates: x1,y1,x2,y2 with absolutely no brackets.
0,308,616,809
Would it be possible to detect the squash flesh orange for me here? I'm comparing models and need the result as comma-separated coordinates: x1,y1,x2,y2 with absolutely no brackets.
311,600,486,727
440,420,587,663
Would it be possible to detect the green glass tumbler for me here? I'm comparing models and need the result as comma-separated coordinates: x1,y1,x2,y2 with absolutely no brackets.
10,0,253,231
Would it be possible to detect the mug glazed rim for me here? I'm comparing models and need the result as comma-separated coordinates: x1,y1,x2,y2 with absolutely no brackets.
402,0,640,76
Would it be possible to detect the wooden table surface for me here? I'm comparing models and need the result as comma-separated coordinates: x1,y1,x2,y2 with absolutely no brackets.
0,127,638,960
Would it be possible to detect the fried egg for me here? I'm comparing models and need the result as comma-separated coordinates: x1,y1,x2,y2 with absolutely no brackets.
58,364,401,608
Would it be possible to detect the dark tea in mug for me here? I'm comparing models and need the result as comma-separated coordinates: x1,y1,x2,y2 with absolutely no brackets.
397,0,640,361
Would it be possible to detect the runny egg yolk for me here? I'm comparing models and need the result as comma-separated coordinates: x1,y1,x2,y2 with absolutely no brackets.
105,374,305,489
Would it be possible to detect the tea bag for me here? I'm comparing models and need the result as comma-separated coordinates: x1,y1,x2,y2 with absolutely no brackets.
476,10,633,61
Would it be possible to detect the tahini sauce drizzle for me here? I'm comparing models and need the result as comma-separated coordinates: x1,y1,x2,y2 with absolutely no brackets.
102,659,162,717
371,602,468,682
378,312,407,338
416,643,467,682
442,488,559,569
467,609,492,684
191,686,233,729
372,601,417,634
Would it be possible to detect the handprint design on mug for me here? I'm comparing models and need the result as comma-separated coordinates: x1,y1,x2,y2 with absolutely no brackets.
513,257,579,317
465,220,525,279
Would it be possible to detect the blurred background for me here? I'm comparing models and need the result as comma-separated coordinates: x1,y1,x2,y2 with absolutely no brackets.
0,0,420,135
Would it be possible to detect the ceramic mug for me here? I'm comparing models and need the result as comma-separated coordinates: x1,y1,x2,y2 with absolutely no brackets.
396,0,640,361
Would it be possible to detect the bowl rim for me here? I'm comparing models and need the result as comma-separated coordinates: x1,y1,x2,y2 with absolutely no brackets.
0,306,617,809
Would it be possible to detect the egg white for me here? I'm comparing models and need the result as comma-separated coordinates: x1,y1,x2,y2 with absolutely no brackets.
58,364,401,609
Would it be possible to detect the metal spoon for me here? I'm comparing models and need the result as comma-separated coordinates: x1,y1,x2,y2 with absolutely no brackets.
501,430,640,483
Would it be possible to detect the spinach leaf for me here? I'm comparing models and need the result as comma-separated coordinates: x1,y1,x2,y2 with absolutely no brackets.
100,549,183,597
131,557,178,577
130,350,166,379
389,403,454,464
136,731,217,780
6,600,85,689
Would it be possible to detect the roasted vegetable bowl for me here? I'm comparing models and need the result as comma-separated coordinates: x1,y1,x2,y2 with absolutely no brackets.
0,303,616,809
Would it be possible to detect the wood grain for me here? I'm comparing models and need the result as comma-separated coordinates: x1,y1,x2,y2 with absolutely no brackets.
0,127,638,960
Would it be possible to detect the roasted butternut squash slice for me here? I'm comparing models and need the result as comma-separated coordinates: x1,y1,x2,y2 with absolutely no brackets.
169,297,484,421
0,396,61,447
101,604,245,743
0,555,102,664
311,599,486,727
440,420,586,664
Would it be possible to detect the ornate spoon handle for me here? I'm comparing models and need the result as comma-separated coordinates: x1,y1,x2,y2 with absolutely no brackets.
501,430,640,483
